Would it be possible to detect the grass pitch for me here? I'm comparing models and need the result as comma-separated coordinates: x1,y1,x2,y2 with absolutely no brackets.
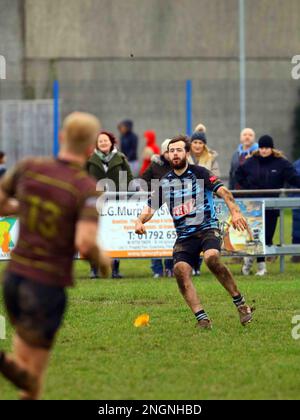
0,256,300,400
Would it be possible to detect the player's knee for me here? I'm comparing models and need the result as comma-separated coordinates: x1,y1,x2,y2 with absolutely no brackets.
174,263,193,294
174,262,189,278
204,249,220,261
204,252,220,269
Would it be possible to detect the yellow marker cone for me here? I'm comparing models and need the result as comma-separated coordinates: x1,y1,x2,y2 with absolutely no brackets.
134,314,150,327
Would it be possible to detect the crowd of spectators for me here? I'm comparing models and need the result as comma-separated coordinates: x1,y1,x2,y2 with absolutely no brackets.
2,118,300,279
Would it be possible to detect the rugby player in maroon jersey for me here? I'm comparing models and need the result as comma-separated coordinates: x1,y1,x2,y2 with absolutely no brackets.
0,112,110,400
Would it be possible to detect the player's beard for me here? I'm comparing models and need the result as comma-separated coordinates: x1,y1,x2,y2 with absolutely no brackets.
171,156,187,170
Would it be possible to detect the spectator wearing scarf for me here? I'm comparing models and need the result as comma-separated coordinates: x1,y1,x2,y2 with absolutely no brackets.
87,131,133,278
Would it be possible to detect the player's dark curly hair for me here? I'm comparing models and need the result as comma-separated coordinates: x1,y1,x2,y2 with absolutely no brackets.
168,135,191,152
96,131,117,152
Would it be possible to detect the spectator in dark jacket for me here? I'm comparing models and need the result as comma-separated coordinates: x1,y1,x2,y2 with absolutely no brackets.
236,135,300,275
291,158,300,262
141,139,172,186
229,128,258,189
141,139,173,278
87,131,133,279
0,151,7,177
117,120,139,177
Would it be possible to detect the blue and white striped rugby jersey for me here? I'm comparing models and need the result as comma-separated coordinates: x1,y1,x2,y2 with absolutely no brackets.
147,164,224,240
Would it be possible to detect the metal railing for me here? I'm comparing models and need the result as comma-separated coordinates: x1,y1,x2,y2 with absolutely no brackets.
231,189,300,272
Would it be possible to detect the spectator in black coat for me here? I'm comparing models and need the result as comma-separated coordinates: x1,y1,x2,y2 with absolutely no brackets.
117,120,139,176
141,139,172,187
0,151,7,178
141,139,174,278
236,135,300,275
229,128,258,190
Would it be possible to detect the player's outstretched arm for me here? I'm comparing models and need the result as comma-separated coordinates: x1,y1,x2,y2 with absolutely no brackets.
75,220,111,277
216,186,248,232
135,205,156,234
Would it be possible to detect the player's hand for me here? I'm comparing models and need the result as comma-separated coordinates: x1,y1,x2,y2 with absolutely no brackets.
231,212,248,232
98,252,111,278
135,220,146,235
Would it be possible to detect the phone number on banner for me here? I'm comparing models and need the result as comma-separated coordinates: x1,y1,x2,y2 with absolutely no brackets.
128,230,177,241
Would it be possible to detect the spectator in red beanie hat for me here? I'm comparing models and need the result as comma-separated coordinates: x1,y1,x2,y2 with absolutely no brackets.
140,130,160,175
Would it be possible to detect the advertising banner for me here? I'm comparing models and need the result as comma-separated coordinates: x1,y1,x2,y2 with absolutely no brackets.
0,199,265,259
99,199,265,258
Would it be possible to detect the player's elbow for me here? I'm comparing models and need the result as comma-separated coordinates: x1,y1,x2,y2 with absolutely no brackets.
76,237,96,258
216,185,227,197
75,220,98,257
